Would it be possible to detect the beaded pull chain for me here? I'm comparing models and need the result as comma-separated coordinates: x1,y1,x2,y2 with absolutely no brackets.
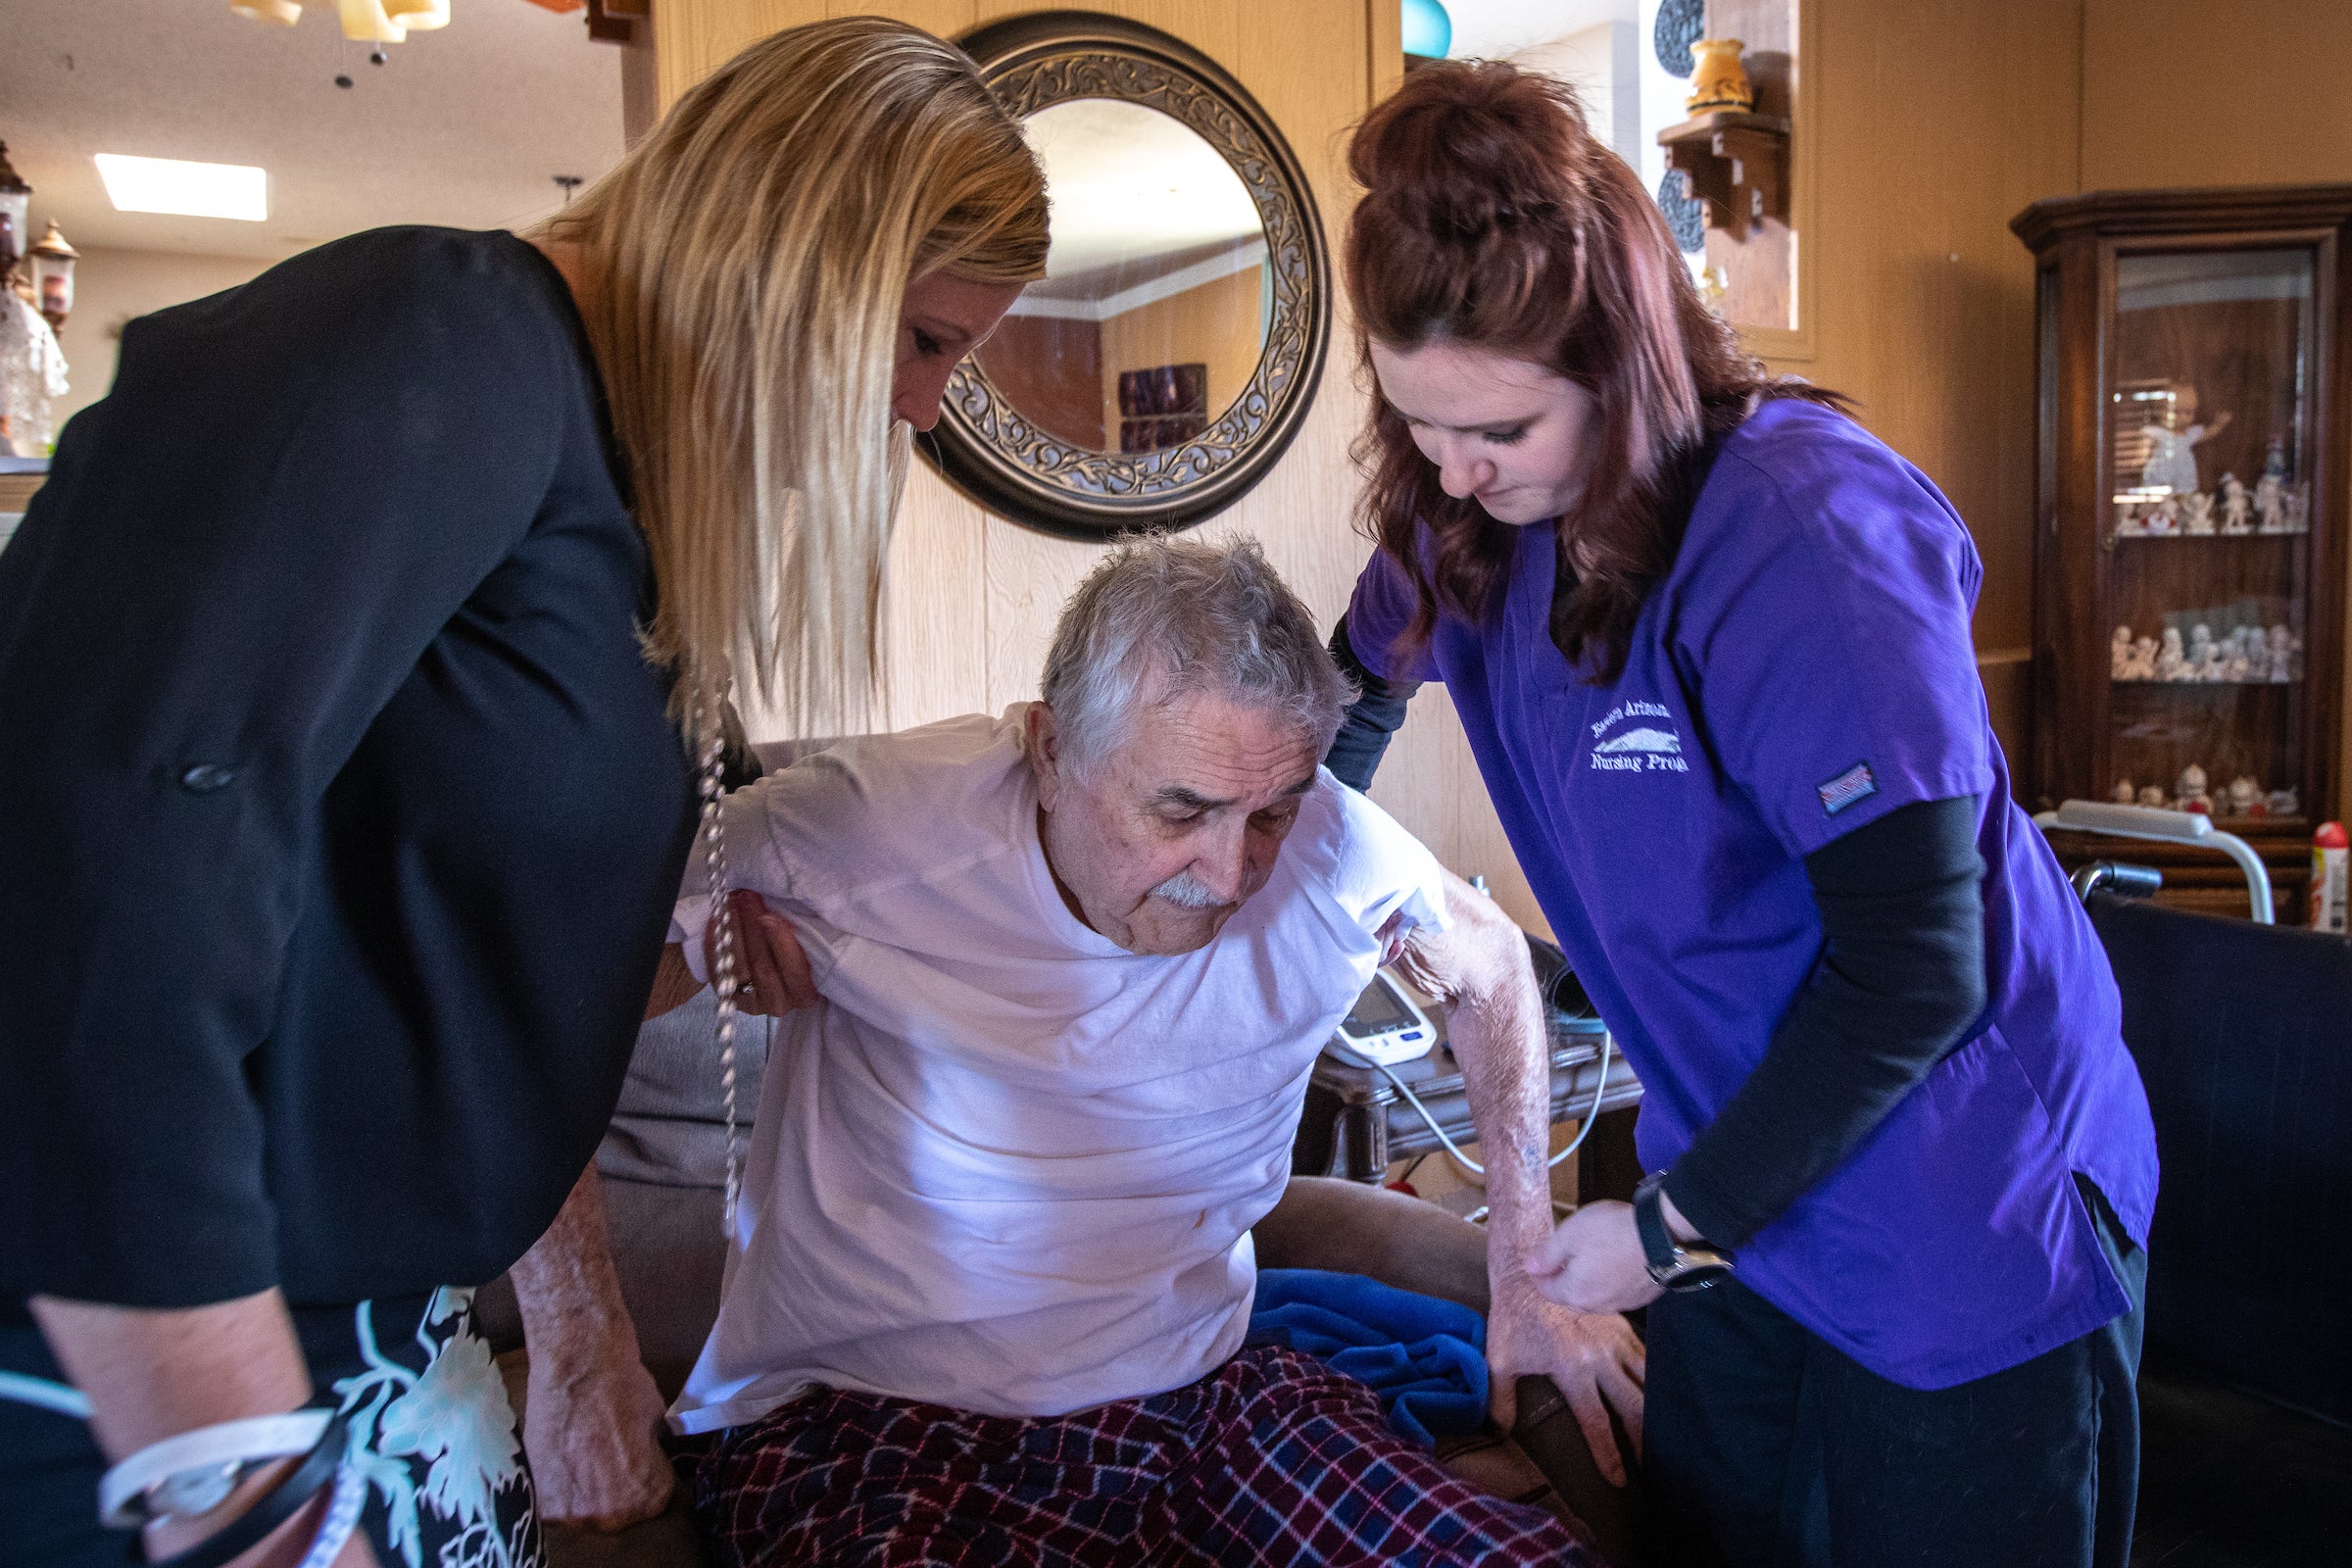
696,684,744,1237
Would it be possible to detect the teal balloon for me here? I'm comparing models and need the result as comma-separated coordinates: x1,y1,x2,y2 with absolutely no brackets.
1401,0,1451,58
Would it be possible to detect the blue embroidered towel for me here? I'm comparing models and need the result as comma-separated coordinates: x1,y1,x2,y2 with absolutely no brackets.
1246,1267,1489,1448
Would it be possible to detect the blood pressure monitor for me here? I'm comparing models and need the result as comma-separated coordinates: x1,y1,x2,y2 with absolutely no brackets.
1329,969,1437,1066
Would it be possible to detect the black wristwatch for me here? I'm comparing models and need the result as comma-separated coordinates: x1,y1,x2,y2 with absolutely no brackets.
1634,1171,1735,1292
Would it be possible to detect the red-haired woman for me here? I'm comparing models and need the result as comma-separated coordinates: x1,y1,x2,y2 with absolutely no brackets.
1325,61,2156,1568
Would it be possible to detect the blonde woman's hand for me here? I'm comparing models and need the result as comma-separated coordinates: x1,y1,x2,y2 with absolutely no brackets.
711,890,819,1015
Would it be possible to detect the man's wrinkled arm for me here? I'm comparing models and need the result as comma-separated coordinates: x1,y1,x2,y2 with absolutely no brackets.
1391,871,1551,1266
508,1165,673,1531
1393,872,1646,1479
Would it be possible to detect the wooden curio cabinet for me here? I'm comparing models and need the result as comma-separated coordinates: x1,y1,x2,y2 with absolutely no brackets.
2013,186,2352,921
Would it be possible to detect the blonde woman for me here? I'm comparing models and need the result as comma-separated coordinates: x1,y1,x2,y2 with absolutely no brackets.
0,20,1046,1568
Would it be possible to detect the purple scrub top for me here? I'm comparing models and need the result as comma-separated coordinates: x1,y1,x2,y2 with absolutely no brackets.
1348,399,2158,1390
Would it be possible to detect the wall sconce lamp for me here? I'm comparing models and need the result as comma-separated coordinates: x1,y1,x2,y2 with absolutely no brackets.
0,143,77,331
28,221,77,330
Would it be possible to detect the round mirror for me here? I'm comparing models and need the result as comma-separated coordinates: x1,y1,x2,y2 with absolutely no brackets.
973,99,1270,458
928,14,1331,539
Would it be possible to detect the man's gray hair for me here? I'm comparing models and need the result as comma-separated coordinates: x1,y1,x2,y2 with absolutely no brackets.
1041,535,1355,779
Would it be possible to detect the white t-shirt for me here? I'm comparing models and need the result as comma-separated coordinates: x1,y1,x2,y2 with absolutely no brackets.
665,707,1447,1432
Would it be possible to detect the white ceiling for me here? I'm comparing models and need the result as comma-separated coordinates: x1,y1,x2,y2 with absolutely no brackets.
1443,0,1637,58
1023,98,1263,286
1,0,624,262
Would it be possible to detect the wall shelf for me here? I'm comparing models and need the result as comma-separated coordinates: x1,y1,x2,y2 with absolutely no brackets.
1657,108,1790,242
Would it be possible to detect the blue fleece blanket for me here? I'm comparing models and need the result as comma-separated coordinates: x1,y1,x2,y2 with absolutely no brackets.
1246,1268,1489,1448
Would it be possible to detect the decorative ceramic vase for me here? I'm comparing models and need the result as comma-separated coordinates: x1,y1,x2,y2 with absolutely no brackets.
1686,38,1754,113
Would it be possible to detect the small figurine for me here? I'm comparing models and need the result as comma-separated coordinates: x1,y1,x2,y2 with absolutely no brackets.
2227,775,2262,816
2131,635,2159,681
2138,784,2170,808
2258,625,2295,681
2219,472,2253,534
2220,627,2253,683
2113,501,2144,539
2269,787,2301,817
2267,624,2303,682
2111,624,2135,679
2180,491,2216,534
2283,482,2310,535
2256,470,2285,533
2155,625,2187,682
2176,763,2213,814
2143,494,2180,535
2113,778,2137,805
2187,623,2220,681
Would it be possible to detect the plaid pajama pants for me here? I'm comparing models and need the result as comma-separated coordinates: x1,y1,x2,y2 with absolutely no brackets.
689,1343,1600,1567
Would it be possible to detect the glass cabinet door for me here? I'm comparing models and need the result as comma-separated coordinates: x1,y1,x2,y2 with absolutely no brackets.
2104,245,2316,823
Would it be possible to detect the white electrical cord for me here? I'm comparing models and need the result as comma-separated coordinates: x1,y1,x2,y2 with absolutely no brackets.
0,1369,91,1420
1372,1036,1613,1185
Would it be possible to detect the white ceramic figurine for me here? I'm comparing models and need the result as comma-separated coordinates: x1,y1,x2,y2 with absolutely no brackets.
2268,624,2302,682
2176,763,2213,814
2220,628,2253,683
2219,473,2252,534
2256,469,2284,533
2188,624,2219,681
2156,626,2187,682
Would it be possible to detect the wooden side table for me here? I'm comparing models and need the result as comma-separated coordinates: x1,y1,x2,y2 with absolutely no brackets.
1292,1008,1642,1185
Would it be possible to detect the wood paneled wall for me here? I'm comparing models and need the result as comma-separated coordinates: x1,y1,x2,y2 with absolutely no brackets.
2082,1,2352,192
1098,266,1263,447
651,0,1548,929
1749,0,2083,769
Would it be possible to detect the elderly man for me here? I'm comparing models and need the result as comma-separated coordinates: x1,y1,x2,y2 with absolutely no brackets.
575,537,1642,1565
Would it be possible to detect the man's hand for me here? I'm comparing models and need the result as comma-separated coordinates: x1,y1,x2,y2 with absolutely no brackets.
1485,1273,1646,1487
714,890,818,1017
522,1349,673,1531
645,893,818,1021
509,1167,671,1533
1528,1200,1665,1315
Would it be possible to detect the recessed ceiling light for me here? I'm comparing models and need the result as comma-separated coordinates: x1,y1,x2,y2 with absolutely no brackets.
94,155,269,221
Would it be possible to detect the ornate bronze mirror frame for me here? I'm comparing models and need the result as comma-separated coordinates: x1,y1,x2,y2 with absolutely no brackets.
924,12,1332,539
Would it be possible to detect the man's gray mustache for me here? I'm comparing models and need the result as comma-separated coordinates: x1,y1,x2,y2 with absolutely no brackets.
1150,870,1232,910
